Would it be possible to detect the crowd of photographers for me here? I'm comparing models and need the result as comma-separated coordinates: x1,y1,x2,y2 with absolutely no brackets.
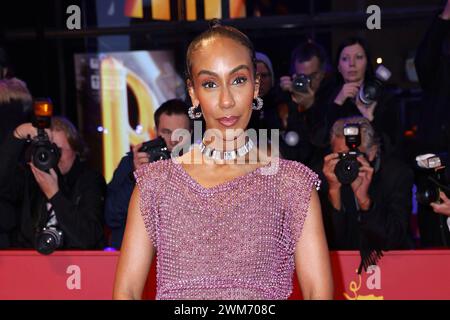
0,3,449,256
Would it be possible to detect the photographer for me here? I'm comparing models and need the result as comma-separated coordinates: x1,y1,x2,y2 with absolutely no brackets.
415,152,450,247
277,41,334,165
104,99,191,249
319,117,413,270
326,37,403,157
413,1,450,247
414,0,450,154
0,46,32,248
0,115,106,250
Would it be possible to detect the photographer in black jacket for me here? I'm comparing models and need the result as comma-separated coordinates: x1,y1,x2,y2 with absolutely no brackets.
414,0,450,247
0,46,33,248
277,40,335,166
415,0,450,154
326,37,403,158
0,116,106,250
319,116,414,272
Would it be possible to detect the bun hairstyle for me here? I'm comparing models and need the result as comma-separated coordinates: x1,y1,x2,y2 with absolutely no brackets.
185,19,256,83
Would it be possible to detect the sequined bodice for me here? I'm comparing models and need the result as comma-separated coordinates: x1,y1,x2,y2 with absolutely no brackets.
135,157,320,300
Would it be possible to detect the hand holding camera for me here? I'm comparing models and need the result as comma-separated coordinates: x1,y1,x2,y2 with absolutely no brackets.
415,153,450,211
22,99,61,172
323,152,373,211
21,100,60,199
324,123,374,211
14,123,52,141
29,162,59,199
430,192,450,216
335,65,392,108
132,143,150,170
323,153,342,190
133,136,171,170
334,82,360,106
280,74,315,110
323,153,342,210
350,155,374,210
279,75,294,92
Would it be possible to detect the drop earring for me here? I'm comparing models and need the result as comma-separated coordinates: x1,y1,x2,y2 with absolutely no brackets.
252,97,263,110
188,105,202,119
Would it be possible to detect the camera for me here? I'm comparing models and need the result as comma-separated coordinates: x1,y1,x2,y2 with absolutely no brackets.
358,65,392,105
138,136,171,162
334,124,365,185
35,226,63,255
292,74,311,93
415,153,450,205
26,99,61,172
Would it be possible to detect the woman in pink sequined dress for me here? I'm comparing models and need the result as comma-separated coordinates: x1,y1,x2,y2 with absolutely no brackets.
113,22,333,300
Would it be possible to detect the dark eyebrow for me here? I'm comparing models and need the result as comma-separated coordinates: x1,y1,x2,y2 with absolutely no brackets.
197,70,217,77
197,64,251,77
230,64,250,74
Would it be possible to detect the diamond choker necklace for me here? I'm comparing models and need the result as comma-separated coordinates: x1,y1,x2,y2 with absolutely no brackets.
199,139,254,161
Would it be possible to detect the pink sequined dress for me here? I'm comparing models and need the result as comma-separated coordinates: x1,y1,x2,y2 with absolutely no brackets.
134,157,320,300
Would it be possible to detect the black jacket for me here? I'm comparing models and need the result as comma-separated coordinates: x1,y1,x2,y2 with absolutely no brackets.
0,133,106,249
0,79,32,248
104,152,135,249
414,14,450,248
414,15,450,153
317,154,414,252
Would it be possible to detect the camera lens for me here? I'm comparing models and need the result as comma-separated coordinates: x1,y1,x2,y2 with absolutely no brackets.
37,149,49,162
359,79,382,105
292,74,311,93
148,150,171,162
33,144,59,171
416,187,440,205
34,147,52,170
35,227,63,255
335,157,360,184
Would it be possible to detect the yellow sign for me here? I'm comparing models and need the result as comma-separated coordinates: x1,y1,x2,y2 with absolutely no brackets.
100,57,156,182
126,0,246,21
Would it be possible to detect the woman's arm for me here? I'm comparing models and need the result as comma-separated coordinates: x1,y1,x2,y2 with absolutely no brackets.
295,189,334,300
113,186,155,299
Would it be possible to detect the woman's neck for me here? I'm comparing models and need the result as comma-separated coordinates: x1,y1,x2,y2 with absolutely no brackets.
202,129,248,152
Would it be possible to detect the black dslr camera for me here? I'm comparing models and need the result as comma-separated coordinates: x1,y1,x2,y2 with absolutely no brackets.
26,99,61,172
35,226,64,255
138,136,171,162
24,99,64,255
292,74,311,93
359,65,391,105
415,154,450,205
334,124,365,185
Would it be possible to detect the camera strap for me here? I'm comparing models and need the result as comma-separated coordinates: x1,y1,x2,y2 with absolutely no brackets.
45,202,58,228
370,155,381,174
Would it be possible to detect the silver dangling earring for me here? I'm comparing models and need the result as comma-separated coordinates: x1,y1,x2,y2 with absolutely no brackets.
252,96,263,110
188,105,202,119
